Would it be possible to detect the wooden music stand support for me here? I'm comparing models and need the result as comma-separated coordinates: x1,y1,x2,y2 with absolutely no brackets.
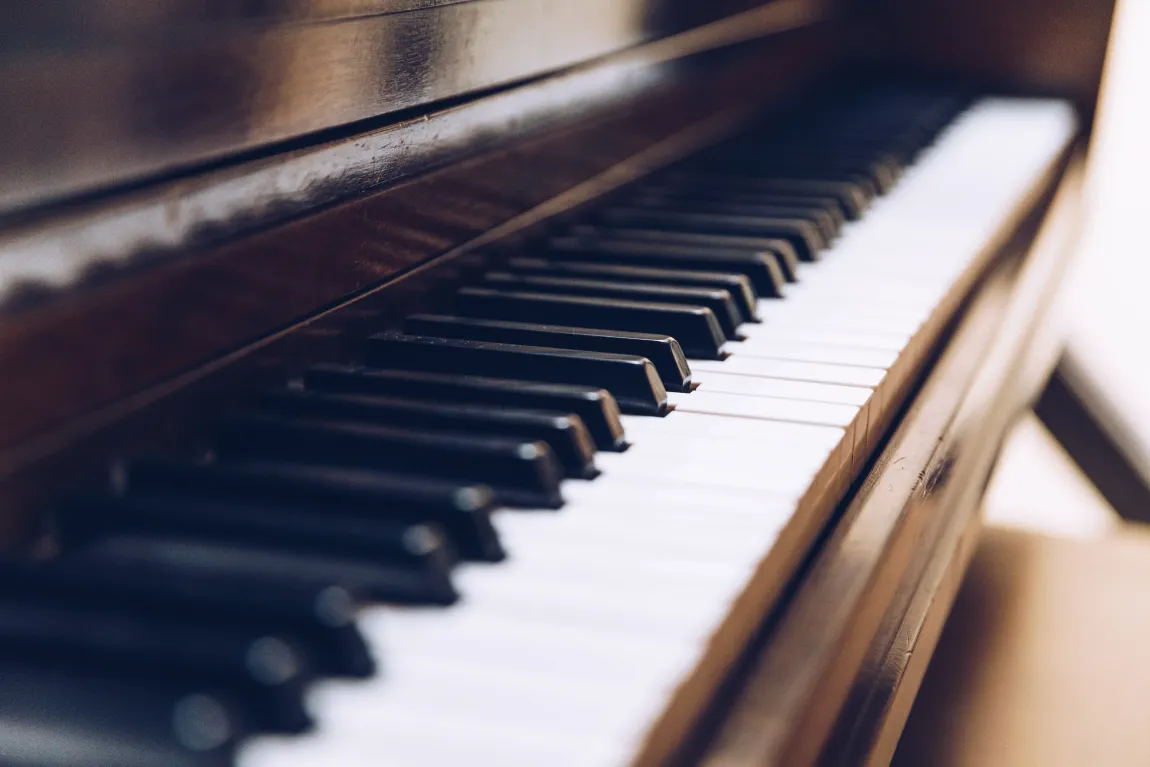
1034,351,1150,523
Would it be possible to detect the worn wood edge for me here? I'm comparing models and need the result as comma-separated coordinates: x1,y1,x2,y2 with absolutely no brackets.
684,122,1078,767
816,154,1088,767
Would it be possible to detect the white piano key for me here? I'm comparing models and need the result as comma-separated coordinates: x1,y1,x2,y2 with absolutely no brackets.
593,447,824,496
667,389,859,427
735,325,911,353
753,299,932,328
689,356,886,387
561,471,788,511
723,339,900,369
743,308,926,336
692,369,873,405
619,410,846,448
781,278,951,306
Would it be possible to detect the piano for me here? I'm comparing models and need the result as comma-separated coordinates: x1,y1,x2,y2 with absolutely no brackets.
0,0,1117,764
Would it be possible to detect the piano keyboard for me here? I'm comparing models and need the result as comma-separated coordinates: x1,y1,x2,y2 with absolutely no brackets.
0,86,1074,767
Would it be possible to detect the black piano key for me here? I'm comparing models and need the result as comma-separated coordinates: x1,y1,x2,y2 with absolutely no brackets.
622,195,840,242
658,173,869,219
0,598,311,733
124,459,504,563
257,387,598,479
404,314,692,393
781,152,903,190
503,257,759,321
75,532,459,606
366,331,673,414
217,412,566,509
598,207,823,262
686,166,880,199
0,558,373,678
450,289,724,363
0,664,240,767
635,185,850,226
547,233,790,291
303,366,628,452
693,152,897,193
480,271,744,340
734,145,904,169
564,225,799,284
56,494,455,594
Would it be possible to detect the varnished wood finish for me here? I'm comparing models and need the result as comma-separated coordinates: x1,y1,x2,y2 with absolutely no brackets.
690,143,1079,767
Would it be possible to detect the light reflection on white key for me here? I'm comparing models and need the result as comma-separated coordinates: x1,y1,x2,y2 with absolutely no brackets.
668,390,859,427
735,326,911,350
